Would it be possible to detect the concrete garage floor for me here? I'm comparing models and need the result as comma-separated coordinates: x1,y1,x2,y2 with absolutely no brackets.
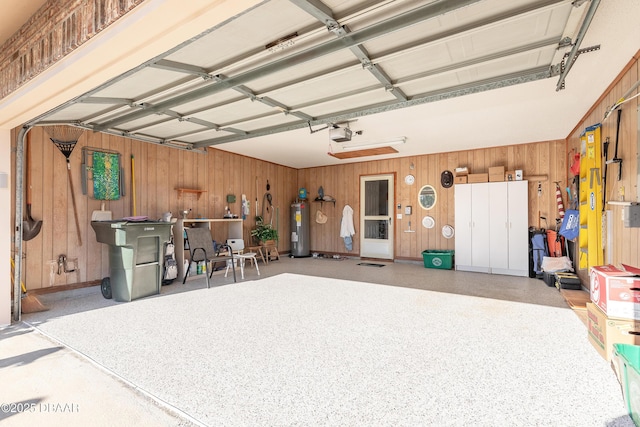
1,256,633,426
0,323,195,427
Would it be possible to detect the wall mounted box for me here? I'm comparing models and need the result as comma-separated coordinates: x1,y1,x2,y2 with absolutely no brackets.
454,176,467,184
454,167,469,176
624,204,640,227
467,173,488,183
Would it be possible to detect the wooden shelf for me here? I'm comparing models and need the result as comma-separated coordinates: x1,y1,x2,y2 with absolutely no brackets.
523,175,548,182
176,188,206,200
313,197,336,207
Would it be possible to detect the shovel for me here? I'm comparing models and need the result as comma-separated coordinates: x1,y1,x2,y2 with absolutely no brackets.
23,131,42,241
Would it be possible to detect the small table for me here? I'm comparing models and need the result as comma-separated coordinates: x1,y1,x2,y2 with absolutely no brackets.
247,244,280,264
262,242,280,263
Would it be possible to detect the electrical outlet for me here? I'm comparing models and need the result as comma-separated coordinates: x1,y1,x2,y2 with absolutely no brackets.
397,213,402,220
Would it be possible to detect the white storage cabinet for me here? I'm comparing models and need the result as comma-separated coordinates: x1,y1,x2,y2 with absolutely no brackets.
455,181,528,276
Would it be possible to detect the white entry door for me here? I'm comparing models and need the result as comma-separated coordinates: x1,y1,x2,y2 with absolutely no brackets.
360,174,394,259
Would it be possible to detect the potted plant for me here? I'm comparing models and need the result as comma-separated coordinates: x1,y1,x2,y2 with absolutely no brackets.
250,216,278,245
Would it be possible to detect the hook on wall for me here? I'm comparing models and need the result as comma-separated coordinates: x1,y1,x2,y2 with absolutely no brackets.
57,254,76,274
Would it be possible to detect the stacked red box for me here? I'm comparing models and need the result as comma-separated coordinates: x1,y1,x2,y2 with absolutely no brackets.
590,264,640,321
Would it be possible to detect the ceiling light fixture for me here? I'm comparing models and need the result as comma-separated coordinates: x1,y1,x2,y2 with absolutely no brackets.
339,137,407,151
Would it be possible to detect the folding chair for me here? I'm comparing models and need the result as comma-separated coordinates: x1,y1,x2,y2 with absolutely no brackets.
225,239,260,280
183,227,236,288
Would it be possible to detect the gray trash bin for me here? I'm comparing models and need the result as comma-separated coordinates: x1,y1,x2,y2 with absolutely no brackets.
91,220,172,302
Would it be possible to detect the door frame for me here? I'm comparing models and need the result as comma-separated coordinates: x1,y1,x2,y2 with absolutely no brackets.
359,173,395,260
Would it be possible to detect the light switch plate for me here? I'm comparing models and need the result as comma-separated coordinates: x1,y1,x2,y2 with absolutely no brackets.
396,213,402,219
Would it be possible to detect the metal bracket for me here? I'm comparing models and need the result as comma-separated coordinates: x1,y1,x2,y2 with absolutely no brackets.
557,45,601,90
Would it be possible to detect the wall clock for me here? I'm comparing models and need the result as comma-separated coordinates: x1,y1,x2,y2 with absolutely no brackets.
442,224,455,239
422,215,435,229
404,174,415,185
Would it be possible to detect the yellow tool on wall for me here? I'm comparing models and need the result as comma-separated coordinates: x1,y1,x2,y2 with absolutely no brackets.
131,154,137,216
578,123,603,270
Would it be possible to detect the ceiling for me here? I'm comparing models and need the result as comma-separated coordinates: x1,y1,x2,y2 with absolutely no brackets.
23,0,640,168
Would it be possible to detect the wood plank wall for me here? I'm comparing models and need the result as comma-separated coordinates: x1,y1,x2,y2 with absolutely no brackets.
11,127,298,291
12,52,638,291
567,52,640,274
298,139,567,259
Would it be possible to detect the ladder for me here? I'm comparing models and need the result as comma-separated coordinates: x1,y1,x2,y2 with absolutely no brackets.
578,123,603,269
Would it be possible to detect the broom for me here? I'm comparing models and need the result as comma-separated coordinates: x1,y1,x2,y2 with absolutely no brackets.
10,257,48,313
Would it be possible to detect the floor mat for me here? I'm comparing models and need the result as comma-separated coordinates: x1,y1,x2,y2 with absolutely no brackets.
357,262,386,267
314,254,346,260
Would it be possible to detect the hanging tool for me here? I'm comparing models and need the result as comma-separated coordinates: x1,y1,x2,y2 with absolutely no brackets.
131,154,137,216
23,130,43,241
45,125,84,246
602,136,609,211
255,176,259,217
261,179,273,224
605,108,623,181
262,192,273,225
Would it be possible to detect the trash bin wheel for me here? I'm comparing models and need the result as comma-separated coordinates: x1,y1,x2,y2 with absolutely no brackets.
101,277,112,299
